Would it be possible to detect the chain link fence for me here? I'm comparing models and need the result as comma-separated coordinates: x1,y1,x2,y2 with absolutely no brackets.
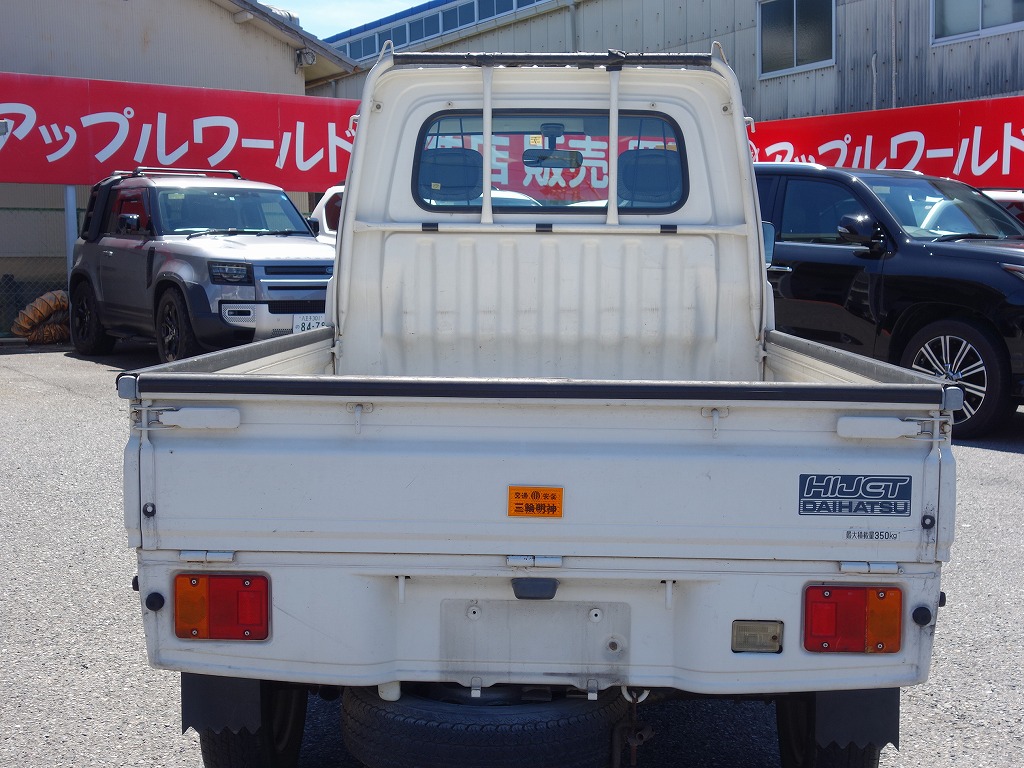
0,206,73,339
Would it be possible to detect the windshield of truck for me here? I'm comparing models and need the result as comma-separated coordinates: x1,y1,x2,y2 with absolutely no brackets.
865,176,1024,241
414,111,688,212
156,188,311,235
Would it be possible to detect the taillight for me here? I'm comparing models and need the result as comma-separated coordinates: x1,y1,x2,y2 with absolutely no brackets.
174,574,269,640
804,585,902,653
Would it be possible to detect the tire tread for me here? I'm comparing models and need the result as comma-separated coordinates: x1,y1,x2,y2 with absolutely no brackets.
343,687,627,768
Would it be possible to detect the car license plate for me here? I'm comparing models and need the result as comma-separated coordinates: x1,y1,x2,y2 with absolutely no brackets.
292,313,326,333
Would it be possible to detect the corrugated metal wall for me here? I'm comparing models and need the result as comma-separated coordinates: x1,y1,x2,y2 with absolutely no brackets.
316,0,1024,119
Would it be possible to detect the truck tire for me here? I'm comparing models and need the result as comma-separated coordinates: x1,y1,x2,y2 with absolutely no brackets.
900,318,1011,439
156,288,201,363
776,697,880,768
198,682,307,768
342,684,628,768
70,282,116,355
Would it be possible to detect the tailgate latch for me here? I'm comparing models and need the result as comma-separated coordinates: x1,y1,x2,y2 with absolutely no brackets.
700,407,729,438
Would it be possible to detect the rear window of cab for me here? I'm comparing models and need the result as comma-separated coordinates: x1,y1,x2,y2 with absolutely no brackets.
413,110,689,213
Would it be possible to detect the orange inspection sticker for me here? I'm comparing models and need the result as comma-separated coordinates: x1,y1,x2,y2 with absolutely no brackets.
508,486,564,518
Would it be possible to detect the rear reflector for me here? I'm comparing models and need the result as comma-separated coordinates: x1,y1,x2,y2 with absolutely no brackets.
174,574,269,640
804,585,902,653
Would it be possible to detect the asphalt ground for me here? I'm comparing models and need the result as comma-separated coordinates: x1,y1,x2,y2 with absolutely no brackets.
1,341,1022,767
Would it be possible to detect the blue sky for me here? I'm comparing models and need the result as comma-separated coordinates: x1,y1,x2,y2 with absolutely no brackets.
275,0,417,39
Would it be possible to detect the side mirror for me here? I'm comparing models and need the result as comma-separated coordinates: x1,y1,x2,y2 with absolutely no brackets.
116,212,142,235
307,217,320,236
837,213,880,246
761,221,776,265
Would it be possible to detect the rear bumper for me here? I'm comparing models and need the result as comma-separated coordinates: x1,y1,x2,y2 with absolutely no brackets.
136,551,943,696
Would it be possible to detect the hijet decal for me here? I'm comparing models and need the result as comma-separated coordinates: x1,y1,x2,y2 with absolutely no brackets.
798,475,912,517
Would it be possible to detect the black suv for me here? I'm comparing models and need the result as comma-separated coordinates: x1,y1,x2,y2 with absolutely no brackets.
70,167,334,363
755,163,1024,438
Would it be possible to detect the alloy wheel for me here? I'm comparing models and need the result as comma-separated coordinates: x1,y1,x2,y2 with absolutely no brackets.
907,333,987,425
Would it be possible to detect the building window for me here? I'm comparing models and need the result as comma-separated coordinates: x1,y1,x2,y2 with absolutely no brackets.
478,0,514,22
354,36,377,58
335,0,555,60
934,0,1024,40
759,0,834,76
389,26,408,46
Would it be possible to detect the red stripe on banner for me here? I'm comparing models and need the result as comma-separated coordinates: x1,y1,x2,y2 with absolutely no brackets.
0,71,360,190
747,96,1024,189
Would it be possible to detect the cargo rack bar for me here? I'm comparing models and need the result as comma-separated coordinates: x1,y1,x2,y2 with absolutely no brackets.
390,50,715,69
115,167,244,179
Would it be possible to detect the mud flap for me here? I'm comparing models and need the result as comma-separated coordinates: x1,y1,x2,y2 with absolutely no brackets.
816,688,900,750
180,672,261,734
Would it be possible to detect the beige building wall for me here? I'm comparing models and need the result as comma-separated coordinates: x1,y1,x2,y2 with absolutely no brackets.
6,0,308,92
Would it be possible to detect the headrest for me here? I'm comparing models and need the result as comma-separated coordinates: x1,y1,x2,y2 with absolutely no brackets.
618,149,686,207
417,148,484,203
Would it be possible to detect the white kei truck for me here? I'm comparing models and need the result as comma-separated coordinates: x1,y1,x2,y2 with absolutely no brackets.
117,46,958,768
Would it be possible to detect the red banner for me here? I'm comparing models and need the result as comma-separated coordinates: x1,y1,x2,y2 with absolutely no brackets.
6,72,1019,193
0,72,360,190
747,96,1024,189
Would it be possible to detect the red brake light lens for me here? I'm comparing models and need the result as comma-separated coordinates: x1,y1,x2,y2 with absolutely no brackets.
804,585,902,653
174,574,269,640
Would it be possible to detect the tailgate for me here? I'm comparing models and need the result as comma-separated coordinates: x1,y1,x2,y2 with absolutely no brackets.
123,375,953,566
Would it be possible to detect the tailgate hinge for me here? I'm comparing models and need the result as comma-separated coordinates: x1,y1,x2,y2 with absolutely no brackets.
836,416,950,441
179,550,237,563
839,561,902,574
132,406,241,431
506,555,563,568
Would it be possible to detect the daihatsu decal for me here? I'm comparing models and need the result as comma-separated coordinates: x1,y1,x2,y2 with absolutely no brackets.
799,475,912,516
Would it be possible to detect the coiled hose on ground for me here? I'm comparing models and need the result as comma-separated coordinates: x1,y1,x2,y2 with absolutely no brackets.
11,289,70,344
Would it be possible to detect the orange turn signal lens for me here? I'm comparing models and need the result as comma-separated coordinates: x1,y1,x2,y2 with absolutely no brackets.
804,585,902,653
174,574,269,640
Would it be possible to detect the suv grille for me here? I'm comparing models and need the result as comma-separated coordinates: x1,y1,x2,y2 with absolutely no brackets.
263,266,333,276
268,300,326,315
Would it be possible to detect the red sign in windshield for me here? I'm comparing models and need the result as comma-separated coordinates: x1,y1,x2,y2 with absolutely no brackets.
0,71,360,190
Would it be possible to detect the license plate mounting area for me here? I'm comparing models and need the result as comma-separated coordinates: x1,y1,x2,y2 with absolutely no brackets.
440,599,630,687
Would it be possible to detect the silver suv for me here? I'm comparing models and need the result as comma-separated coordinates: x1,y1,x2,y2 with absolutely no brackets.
70,167,334,362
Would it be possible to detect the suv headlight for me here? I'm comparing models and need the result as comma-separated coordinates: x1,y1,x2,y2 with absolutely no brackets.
209,262,253,285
